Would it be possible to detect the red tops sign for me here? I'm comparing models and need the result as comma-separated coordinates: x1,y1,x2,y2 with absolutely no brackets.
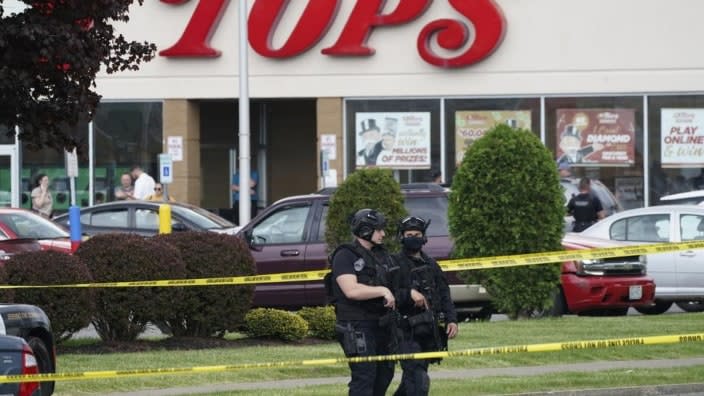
159,0,506,68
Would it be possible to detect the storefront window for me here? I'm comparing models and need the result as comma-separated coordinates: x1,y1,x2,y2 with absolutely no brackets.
20,123,89,214
345,99,441,184
647,95,704,204
444,98,540,184
545,97,645,209
93,102,163,202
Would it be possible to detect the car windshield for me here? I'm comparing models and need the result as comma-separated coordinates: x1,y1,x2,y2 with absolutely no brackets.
173,205,235,229
404,195,449,237
0,211,68,239
560,179,622,215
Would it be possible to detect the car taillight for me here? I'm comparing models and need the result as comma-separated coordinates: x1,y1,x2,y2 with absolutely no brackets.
18,344,39,396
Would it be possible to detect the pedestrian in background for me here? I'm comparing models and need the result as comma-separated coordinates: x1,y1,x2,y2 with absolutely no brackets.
393,215,458,396
327,208,399,396
114,172,135,200
131,165,156,200
145,183,175,202
31,173,53,218
231,169,258,224
567,177,605,232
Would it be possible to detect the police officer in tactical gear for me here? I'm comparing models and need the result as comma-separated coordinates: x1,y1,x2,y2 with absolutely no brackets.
330,208,405,396
567,177,606,232
393,215,458,396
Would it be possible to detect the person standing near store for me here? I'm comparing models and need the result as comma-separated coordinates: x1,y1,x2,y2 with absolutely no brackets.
114,172,135,200
567,177,606,232
328,208,401,396
131,165,156,200
145,183,176,202
31,173,53,218
393,215,458,396
231,169,258,224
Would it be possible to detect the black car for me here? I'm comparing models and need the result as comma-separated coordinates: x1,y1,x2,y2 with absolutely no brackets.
0,335,42,396
53,201,238,237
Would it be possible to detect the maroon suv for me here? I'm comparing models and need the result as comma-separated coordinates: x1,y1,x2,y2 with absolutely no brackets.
238,183,493,320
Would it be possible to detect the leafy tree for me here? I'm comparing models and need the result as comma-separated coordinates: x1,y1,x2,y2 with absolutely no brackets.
449,124,565,319
325,168,407,253
0,0,156,151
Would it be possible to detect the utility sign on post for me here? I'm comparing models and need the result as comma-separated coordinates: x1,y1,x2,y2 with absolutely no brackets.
65,148,78,206
158,153,173,184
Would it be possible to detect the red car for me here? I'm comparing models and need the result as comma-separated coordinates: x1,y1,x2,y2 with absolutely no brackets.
0,209,72,254
558,233,655,315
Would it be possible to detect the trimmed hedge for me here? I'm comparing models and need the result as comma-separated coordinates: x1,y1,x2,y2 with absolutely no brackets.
449,124,564,319
4,251,94,343
245,308,308,341
155,232,257,337
298,306,336,340
325,168,407,253
75,233,187,341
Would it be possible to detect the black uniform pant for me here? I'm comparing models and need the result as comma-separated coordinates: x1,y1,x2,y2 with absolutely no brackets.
336,320,395,396
394,337,430,396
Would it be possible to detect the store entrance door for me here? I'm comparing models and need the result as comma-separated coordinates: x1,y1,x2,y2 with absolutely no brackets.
0,145,20,207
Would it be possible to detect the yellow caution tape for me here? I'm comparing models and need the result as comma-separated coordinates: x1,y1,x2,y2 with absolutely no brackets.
0,332,701,383
1,240,703,289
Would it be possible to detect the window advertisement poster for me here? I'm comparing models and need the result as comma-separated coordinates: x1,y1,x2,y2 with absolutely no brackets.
556,109,635,167
454,110,531,164
355,112,431,169
660,108,704,168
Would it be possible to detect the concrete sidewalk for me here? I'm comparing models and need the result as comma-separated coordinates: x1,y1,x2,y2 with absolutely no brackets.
103,357,704,396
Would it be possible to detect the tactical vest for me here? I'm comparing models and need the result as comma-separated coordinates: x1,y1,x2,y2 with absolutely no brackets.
326,243,397,320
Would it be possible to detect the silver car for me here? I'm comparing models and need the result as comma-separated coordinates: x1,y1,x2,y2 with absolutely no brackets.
577,205,704,314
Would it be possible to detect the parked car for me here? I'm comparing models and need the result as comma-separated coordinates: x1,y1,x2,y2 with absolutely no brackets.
578,205,704,314
561,177,623,232
239,183,650,319
0,241,57,395
559,233,655,316
0,209,71,254
0,334,42,396
53,201,237,237
657,189,704,206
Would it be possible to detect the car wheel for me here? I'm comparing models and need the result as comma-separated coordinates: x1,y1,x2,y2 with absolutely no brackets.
28,336,54,396
548,288,567,317
634,300,673,315
676,301,704,313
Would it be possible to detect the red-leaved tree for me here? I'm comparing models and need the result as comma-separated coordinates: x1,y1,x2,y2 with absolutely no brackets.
0,0,156,151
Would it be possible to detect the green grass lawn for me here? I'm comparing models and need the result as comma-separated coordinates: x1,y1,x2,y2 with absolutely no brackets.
53,313,704,395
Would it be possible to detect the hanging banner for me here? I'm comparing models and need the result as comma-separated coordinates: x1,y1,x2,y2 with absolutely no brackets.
556,109,636,167
454,110,531,165
355,112,431,169
660,109,704,168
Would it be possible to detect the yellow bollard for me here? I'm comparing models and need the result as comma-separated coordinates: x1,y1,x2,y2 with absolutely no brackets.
159,204,172,234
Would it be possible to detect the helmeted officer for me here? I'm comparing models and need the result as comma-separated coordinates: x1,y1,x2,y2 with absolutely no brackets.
393,215,459,396
567,177,605,232
329,208,399,396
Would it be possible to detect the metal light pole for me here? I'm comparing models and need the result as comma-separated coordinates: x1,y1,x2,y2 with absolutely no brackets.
238,0,251,226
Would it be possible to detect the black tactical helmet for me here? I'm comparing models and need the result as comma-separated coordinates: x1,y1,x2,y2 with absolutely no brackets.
351,209,386,241
398,216,431,241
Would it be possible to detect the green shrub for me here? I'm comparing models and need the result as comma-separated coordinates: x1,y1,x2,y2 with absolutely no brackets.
0,264,13,302
4,251,94,343
245,308,308,341
298,306,336,340
154,232,256,337
75,233,187,341
325,168,407,253
449,124,564,319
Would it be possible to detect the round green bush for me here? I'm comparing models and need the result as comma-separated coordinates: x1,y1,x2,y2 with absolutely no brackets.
449,124,564,319
155,231,256,337
298,306,336,340
325,168,407,253
75,233,187,341
4,251,94,343
245,308,308,341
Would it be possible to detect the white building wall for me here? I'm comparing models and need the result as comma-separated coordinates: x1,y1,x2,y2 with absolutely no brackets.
96,0,704,99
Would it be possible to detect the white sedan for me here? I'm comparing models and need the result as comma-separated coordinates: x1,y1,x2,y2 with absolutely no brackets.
577,205,704,314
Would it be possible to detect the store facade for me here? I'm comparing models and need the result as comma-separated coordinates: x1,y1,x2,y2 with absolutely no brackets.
2,0,704,217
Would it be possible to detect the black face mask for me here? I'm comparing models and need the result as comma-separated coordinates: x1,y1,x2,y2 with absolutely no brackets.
401,236,425,253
